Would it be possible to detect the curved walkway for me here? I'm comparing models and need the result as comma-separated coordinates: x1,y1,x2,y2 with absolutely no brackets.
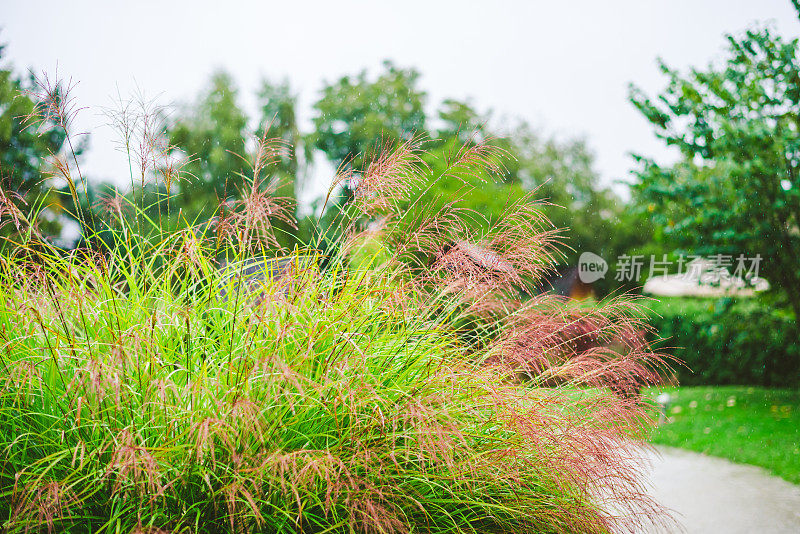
643,446,800,533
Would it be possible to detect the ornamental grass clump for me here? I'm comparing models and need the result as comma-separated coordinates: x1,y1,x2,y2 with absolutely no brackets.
0,76,673,533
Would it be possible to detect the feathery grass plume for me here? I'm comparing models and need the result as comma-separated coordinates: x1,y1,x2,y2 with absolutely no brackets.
21,71,90,220
22,70,84,136
103,91,191,234
211,133,297,254
0,76,674,534
95,187,130,223
0,184,28,234
350,135,427,215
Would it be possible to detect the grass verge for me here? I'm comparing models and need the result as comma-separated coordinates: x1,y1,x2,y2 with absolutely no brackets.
647,386,800,484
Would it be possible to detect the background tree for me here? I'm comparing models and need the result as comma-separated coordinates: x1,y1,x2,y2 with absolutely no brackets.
630,21,800,321
169,70,248,223
311,60,428,170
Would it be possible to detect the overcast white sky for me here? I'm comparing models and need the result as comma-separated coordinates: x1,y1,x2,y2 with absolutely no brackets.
3,0,800,202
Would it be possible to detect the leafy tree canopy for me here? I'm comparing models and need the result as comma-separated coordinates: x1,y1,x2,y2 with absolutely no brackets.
630,21,800,319
311,60,427,169
436,98,491,144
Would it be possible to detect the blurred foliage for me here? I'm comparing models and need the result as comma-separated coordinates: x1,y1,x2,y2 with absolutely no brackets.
647,297,800,387
630,21,800,320
255,77,301,184
436,98,491,143
311,60,428,170
166,72,303,250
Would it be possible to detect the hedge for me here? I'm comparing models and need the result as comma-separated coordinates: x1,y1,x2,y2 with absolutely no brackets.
645,297,800,388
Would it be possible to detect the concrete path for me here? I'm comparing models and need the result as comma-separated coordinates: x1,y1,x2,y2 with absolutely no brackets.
642,446,800,533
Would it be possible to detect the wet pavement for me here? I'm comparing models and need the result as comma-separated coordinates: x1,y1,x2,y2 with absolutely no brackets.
643,446,800,533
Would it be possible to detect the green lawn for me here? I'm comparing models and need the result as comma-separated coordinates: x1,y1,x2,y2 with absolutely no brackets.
646,386,800,484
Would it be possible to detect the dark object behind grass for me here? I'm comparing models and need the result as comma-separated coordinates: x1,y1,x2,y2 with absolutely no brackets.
648,386,800,484
646,297,800,388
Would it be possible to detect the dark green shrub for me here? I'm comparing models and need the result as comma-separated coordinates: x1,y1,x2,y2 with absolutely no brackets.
646,297,800,387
